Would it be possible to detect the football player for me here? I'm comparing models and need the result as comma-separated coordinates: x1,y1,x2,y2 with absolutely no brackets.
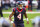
0,18,10,27
0,0,3,18
32,16,40,27
9,1,29,27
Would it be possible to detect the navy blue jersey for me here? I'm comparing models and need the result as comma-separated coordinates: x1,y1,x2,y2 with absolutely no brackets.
13,7,26,23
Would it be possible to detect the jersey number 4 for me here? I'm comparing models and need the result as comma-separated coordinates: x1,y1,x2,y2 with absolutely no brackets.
17,13,21,20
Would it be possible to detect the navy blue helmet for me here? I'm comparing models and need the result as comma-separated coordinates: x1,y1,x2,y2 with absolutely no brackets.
16,1,23,9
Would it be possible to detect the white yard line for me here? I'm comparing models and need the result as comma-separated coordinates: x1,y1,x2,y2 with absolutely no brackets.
3,12,12,14
3,12,40,14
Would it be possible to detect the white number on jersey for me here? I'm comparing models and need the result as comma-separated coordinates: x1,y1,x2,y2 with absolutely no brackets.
17,13,21,20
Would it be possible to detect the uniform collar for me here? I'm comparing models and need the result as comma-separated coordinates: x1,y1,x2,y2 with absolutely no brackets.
17,7,23,12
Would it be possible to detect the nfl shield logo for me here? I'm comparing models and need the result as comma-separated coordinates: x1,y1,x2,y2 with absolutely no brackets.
16,11,18,13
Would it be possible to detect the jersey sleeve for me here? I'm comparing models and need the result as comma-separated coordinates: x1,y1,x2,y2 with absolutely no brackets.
12,8,15,12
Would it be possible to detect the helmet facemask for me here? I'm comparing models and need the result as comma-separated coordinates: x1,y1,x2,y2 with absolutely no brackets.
18,3,23,9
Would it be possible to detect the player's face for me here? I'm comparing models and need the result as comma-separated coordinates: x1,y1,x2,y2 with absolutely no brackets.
18,4,23,9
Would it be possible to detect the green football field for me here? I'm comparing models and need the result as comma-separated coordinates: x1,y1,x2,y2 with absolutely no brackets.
3,13,40,27
2,8,40,27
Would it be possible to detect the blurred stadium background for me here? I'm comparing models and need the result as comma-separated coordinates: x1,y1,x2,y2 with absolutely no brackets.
0,0,40,27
